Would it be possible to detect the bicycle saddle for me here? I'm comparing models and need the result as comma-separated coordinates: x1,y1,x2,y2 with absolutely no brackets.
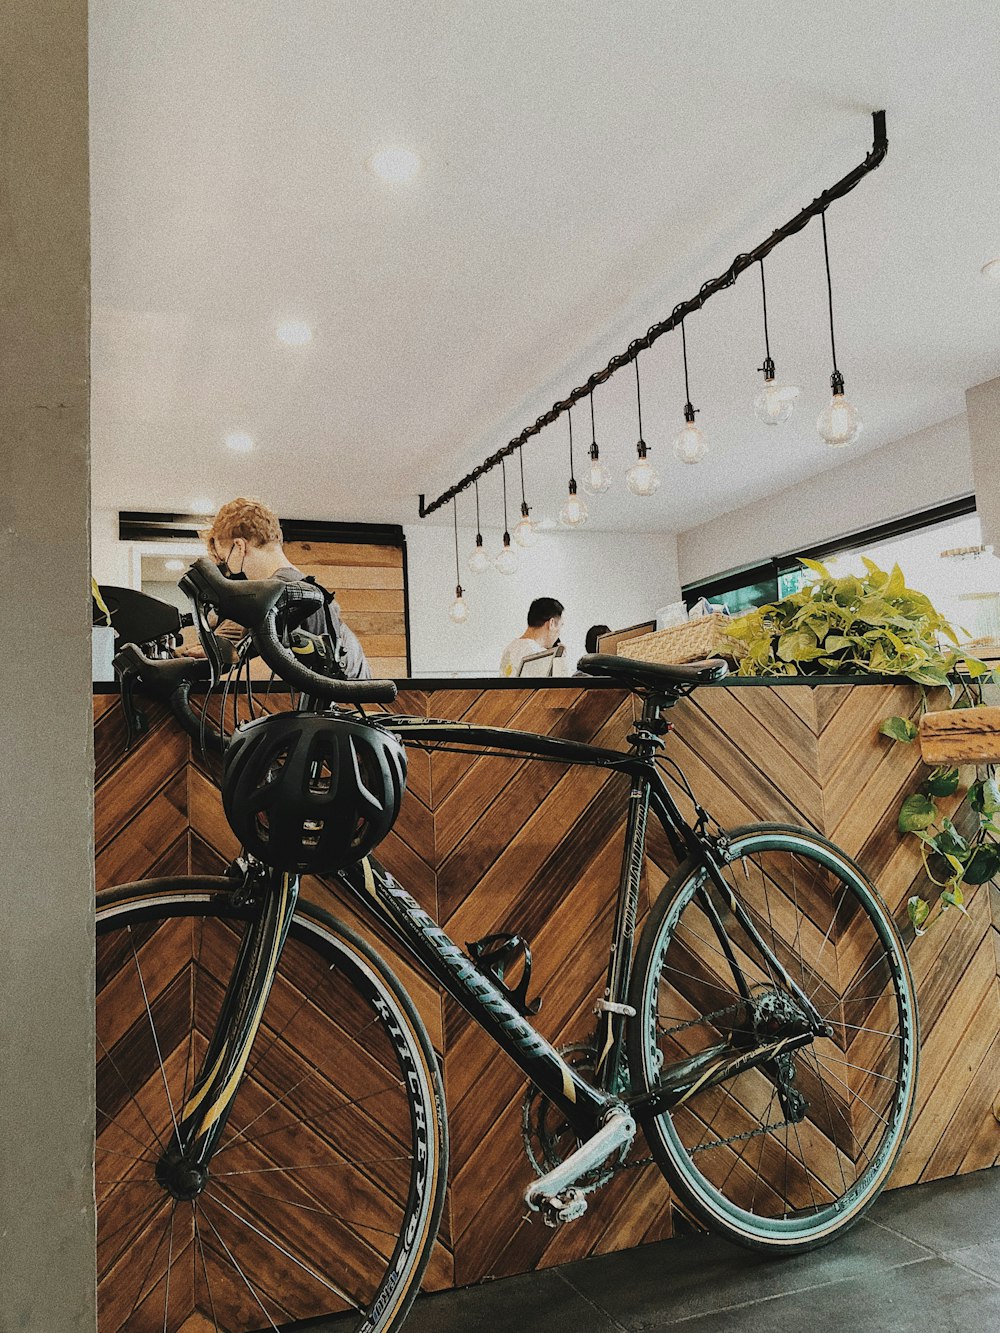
578,653,729,694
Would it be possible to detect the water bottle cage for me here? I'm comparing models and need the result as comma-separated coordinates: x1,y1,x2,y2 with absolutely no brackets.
466,932,542,1017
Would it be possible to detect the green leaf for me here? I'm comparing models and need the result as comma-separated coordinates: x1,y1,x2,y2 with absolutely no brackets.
971,777,1000,816
898,793,937,833
923,767,960,797
799,556,831,579
776,630,824,662
963,845,1000,885
885,563,907,598
879,715,918,743
906,666,952,687
935,819,968,859
908,895,931,935
962,655,990,679
940,886,969,915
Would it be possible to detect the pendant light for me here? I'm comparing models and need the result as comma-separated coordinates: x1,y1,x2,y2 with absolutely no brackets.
672,320,708,464
581,389,611,495
468,479,490,573
625,356,660,495
449,501,468,623
513,448,537,546
816,209,862,447
495,457,520,573
753,258,799,425
559,407,589,526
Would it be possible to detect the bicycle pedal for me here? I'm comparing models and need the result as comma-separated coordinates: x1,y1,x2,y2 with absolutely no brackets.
538,1188,588,1227
524,1107,635,1217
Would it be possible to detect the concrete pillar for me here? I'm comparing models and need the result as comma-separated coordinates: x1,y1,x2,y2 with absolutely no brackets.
966,375,1000,548
0,1,96,1329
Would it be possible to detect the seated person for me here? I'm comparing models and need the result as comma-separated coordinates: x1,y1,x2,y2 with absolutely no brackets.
585,624,611,655
500,597,564,677
181,496,371,679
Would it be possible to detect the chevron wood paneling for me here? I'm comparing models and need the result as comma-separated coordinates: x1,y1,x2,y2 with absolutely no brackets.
93,679,1000,1304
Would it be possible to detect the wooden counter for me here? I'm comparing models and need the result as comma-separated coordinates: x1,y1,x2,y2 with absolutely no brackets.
94,678,1000,1291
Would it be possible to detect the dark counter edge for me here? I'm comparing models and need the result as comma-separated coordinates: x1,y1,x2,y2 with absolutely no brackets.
93,672,940,695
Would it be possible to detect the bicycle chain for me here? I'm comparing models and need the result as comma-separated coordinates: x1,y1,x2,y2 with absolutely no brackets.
638,1002,791,1161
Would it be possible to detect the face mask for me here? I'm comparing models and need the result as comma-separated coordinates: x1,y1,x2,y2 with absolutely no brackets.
217,542,248,581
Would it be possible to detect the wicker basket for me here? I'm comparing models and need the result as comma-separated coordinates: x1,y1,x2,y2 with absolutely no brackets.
617,611,733,665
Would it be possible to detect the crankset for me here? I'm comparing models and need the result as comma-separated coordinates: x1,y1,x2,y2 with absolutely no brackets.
521,1042,632,1195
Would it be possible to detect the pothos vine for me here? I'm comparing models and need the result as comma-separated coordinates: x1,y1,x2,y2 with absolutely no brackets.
880,677,1000,935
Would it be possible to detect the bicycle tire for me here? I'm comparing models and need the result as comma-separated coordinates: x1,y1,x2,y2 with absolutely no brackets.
96,876,448,1332
627,824,918,1253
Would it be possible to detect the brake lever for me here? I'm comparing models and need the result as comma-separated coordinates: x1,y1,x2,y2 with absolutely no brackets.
113,655,150,751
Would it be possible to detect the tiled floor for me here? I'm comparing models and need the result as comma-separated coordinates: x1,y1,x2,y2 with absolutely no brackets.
401,1168,1000,1332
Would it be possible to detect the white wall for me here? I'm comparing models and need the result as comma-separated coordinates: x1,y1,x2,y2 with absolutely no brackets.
91,505,131,585
676,414,974,587
404,524,680,675
966,377,1000,548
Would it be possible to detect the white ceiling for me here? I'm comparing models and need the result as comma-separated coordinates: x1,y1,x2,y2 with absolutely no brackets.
89,1,1000,537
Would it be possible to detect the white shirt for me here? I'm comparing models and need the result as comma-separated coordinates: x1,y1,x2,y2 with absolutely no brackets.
500,636,543,677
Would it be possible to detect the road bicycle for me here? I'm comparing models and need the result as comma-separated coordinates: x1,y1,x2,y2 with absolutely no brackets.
96,558,919,1332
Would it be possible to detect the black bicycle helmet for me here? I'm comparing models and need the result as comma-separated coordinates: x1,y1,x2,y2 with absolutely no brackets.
222,711,407,874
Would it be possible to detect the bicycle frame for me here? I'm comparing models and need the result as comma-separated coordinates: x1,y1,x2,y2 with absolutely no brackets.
170,696,830,1168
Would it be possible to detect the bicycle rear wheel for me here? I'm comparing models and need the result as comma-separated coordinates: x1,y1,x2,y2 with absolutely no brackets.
96,877,447,1332
627,825,918,1253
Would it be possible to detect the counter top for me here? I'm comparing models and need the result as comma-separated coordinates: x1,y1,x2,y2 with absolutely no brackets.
93,670,918,694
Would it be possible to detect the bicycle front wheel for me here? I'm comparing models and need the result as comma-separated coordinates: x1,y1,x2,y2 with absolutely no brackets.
96,877,447,1333
628,825,918,1253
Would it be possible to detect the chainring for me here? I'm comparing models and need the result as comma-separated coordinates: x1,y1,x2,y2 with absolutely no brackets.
520,1042,631,1195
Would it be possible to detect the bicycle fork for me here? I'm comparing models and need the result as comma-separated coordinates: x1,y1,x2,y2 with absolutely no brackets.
154,868,299,1201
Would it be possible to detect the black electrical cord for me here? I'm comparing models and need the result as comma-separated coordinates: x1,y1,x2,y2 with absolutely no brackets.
820,209,840,378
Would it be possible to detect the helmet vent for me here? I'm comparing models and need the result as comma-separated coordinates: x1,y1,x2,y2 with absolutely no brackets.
302,818,325,848
265,749,290,784
308,756,335,795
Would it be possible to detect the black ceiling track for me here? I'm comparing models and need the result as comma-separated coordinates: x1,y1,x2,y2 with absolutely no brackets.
418,110,887,520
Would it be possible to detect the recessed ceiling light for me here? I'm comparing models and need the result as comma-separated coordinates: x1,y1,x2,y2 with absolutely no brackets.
276,320,312,345
164,559,185,572
225,431,254,453
191,498,214,515
369,146,421,183
981,258,1000,284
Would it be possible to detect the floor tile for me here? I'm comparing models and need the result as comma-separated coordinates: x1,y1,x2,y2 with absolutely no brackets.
561,1218,930,1327
402,1267,623,1333
869,1169,1000,1254
637,1256,1000,1333
944,1239,1000,1286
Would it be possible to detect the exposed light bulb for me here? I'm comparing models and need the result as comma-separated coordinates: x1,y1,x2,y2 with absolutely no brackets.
225,430,254,452
449,585,469,624
817,392,862,447
673,425,707,464
817,374,862,447
626,439,661,495
513,501,537,547
559,480,588,527
495,534,519,575
753,362,800,425
468,533,490,574
581,444,611,496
